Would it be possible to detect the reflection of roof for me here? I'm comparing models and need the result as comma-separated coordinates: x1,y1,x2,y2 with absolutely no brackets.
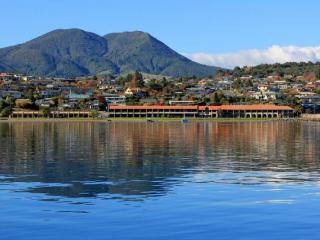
109,104,294,111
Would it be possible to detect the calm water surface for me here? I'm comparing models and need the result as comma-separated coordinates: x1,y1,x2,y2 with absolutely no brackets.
0,121,320,239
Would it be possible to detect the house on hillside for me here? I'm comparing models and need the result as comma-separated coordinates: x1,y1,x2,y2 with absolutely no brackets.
105,94,126,105
39,89,61,98
197,79,208,87
258,84,268,92
0,90,22,99
124,87,146,97
68,89,93,100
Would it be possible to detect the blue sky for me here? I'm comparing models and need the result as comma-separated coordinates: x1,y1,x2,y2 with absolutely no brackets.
1,0,320,67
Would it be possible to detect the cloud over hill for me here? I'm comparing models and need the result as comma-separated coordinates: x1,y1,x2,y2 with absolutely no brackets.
185,45,320,69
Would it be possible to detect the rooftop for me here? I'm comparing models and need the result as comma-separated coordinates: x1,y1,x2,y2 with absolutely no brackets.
109,104,294,111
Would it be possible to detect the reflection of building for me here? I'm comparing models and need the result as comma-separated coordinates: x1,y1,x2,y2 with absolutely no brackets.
1,121,318,200
108,104,295,118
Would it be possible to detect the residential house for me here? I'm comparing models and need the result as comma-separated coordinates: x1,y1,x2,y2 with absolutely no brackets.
68,89,93,100
39,89,61,98
124,87,146,97
0,90,22,99
105,95,126,105
258,84,268,92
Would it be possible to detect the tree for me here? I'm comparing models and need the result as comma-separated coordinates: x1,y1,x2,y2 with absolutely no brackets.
147,79,162,91
57,96,65,106
233,79,241,89
135,71,143,81
115,76,128,86
24,89,35,101
126,73,133,82
5,96,15,107
40,107,51,118
89,110,100,118
0,99,8,110
135,71,144,87
0,107,12,117
160,77,168,88
210,92,220,103
77,100,86,109
96,95,107,110
294,105,303,115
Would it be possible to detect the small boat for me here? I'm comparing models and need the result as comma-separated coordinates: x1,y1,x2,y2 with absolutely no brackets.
181,117,189,123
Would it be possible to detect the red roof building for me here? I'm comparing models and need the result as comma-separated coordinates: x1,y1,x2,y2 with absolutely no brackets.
108,104,295,118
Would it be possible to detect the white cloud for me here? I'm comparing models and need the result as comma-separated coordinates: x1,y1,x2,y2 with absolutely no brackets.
184,45,320,69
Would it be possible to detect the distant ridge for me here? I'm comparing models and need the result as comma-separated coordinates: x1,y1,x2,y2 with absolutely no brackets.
0,29,217,77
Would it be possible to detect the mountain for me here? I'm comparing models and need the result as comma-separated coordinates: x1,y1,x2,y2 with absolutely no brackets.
103,31,217,77
0,29,217,77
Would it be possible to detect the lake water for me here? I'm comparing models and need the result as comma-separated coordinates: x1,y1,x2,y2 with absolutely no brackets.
0,121,320,240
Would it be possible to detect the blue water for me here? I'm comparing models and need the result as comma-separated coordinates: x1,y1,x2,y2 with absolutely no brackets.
0,121,320,239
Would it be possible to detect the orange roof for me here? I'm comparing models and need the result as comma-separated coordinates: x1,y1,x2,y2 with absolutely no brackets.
200,104,293,111
109,105,198,110
125,87,145,91
109,104,293,111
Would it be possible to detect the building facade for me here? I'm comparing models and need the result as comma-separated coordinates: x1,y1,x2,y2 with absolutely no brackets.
107,104,295,118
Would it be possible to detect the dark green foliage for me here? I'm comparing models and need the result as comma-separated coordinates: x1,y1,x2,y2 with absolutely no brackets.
115,76,128,86
0,29,217,77
24,88,36,101
0,99,8,109
147,79,163,91
0,106,12,117
126,96,141,105
39,107,51,117
0,98,13,117
135,71,144,87
89,110,99,118
231,62,320,78
233,79,241,89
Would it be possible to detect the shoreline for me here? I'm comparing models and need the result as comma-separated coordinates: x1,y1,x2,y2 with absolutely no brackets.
0,117,301,123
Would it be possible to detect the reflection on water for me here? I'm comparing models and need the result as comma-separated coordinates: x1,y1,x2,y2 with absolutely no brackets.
1,121,320,240
0,121,320,200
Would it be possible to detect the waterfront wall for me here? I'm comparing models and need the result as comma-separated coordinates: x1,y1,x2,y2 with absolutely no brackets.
300,114,320,121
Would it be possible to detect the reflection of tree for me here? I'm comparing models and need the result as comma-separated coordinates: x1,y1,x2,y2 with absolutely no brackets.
0,121,319,200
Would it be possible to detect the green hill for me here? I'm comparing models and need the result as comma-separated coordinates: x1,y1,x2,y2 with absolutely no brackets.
0,29,217,77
